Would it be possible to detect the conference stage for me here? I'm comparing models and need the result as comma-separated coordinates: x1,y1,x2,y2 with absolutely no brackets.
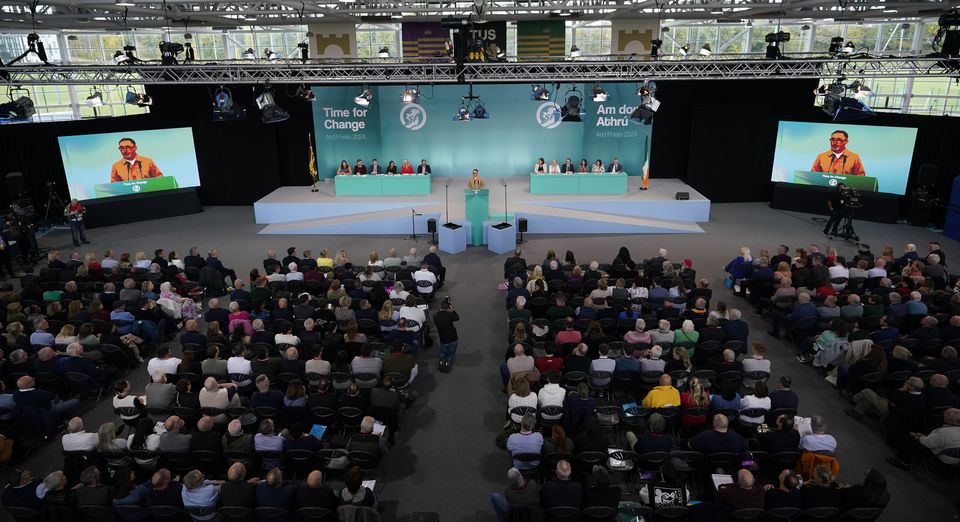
254,177,710,237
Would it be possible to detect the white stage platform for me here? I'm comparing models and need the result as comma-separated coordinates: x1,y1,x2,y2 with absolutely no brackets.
253,177,710,236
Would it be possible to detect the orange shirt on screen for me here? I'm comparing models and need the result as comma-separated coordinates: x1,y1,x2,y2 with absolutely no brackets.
811,150,865,176
110,156,164,182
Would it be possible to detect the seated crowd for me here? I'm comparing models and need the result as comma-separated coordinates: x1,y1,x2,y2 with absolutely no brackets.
493,246,896,521
0,242,455,521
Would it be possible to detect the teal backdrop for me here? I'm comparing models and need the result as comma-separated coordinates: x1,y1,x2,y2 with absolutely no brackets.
311,84,652,179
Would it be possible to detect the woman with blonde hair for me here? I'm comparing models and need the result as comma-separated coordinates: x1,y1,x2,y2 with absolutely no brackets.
680,377,710,427
378,301,398,331
54,324,78,346
6,302,26,324
84,252,101,271
334,249,349,267
525,265,545,293
97,421,127,450
511,322,529,346
507,378,537,424
368,251,383,267
133,251,151,270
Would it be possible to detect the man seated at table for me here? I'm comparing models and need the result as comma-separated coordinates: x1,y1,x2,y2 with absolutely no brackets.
369,159,382,174
609,157,624,173
353,159,367,175
468,169,485,190
561,158,576,174
417,159,431,175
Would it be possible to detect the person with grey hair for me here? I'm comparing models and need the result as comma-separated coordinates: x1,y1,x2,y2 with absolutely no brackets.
649,319,674,345
887,407,960,470
38,470,75,519
76,466,112,507
29,317,54,346
640,345,666,374
159,415,190,453
931,345,960,374
285,262,303,282
626,412,673,454
541,459,582,511
800,415,837,453
723,308,749,343
181,469,222,520
506,413,543,470
848,376,925,439
491,466,540,522
345,415,388,459
62,416,98,451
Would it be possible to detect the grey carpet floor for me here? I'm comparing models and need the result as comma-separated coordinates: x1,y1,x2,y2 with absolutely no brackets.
10,202,958,521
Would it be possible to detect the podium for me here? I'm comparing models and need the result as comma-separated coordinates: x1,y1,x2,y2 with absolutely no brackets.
792,170,879,192
438,222,468,254
487,222,515,254
94,176,179,198
464,189,489,246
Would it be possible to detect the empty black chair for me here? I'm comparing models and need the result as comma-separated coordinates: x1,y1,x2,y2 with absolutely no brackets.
545,505,580,522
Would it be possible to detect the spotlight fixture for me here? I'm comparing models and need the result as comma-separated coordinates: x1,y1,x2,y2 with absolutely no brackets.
840,41,855,54
264,48,278,61
377,47,390,58
256,83,289,123
242,48,256,59
124,87,153,107
295,84,316,102
650,38,663,58
0,87,36,120
934,9,960,57
112,50,128,64
401,87,420,104
849,80,872,105
699,43,712,56
184,42,194,61
591,84,608,103
453,84,489,121
630,80,659,125
472,102,489,120
114,44,139,64
819,80,874,122
828,36,845,54
212,87,246,121
560,86,583,122
678,44,690,56
158,41,184,65
85,88,104,107
354,87,373,107
765,31,790,59
297,42,309,62
453,105,471,121
569,45,582,58
531,84,551,101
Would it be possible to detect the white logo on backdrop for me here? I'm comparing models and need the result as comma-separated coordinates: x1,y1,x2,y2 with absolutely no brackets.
400,103,427,131
132,185,142,192
828,178,838,186
535,101,562,129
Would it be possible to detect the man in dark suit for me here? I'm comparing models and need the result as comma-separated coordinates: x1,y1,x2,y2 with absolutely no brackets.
205,249,237,284
75,466,112,507
255,469,295,521
687,414,748,455
722,309,749,343
204,299,230,330
424,245,445,285
912,316,942,344
608,157,624,173
504,248,527,279
221,463,258,517
369,159,382,175
152,249,168,269
189,416,223,453
13,375,80,420
62,343,117,385
180,320,207,351
184,247,205,271
561,158,576,173
769,375,800,412
758,414,801,454
540,460,582,510
417,159,431,174
143,469,183,509
281,247,299,269
296,470,339,512
263,249,281,274
279,347,305,376
299,250,318,272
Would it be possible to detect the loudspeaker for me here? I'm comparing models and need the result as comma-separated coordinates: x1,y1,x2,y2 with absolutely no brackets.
675,192,689,200
917,163,939,187
426,218,437,234
4,172,27,198
518,218,528,233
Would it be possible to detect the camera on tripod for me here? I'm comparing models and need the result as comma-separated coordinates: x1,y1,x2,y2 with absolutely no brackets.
841,187,862,208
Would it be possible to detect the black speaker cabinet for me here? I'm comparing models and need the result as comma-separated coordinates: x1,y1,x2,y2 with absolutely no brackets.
518,218,528,232
426,218,437,234
675,192,690,200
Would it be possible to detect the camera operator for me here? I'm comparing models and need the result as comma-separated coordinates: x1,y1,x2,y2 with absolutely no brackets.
0,227,17,280
433,297,460,370
823,182,849,237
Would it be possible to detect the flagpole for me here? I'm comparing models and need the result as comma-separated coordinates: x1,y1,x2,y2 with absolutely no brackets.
308,133,319,193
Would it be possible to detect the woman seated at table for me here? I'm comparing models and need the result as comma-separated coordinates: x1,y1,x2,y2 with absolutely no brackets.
578,158,590,172
336,160,352,176
401,159,414,174
548,159,561,174
386,160,398,175
533,157,546,174
592,159,605,174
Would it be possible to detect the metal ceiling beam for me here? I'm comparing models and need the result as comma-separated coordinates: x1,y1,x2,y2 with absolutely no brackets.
0,56,951,85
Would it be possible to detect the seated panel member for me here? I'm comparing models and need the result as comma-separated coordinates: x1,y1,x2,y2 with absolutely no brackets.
561,158,576,174
401,159,415,175
592,159,605,174
609,157,623,173
578,159,589,173
534,157,546,174
369,159,382,174
417,159,432,175
548,160,561,173
353,159,367,175
468,169,486,190
386,160,398,175
336,160,352,176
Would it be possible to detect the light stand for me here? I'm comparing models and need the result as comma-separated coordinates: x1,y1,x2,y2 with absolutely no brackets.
42,181,66,229
405,209,421,240
499,178,509,226
443,181,454,226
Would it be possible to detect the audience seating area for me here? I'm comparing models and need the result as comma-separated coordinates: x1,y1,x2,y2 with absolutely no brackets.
0,245,449,521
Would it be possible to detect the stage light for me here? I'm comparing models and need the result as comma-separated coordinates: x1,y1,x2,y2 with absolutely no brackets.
264,48,278,61
678,44,690,56
569,45,581,58
819,81,874,122
765,31,790,44
934,9,960,57
255,83,289,123
850,80,872,105
0,88,36,120
630,80,658,125
840,41,855,54
159,41,184,65
112,50,128,64
212,87,246,121
377,47,390,58
650,38,662,58
531,84,550,101
354,87,373,107
242,48,256,59
296,84,316,102
453,105,471,121
699,43,712,56
591,84,608,103
828,36,845,54
560,90,583,122
125,87,152,107
472,103,489,119
85,88,103,107
113,44,139,64
401,87,420,104
297,42,309,61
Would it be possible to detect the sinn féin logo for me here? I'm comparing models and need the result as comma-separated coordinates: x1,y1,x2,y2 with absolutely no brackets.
132,185,142,192
535,101,562,129
828,178,839,187
400,103,427,131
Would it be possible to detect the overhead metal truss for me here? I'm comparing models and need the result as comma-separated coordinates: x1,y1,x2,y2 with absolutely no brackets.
1,57,955,85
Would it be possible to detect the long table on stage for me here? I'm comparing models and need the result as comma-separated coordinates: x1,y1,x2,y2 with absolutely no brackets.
529,172,628,194
334,173,432,196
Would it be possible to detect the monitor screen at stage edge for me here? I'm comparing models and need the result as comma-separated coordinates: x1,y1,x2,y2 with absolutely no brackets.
770,121,917,195
58,127,201,200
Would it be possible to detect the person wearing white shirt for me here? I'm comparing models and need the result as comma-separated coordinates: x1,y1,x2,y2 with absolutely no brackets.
866,259,887,279
507,380,539,424
741,342,772,387
62,417,99,452
389,282,410,301
413,263,437,294
285,263,304,282
274,330,300,346
101,250,119,270
146,346,181,378
398,296,426,332
266,265,286,282
226,346,253,386
537,377,566,420
547,160,561,173
827,263,849,291
738,382,772,424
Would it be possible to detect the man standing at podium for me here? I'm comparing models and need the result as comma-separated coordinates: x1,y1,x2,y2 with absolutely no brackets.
468,169,486,190
110,137,164,182
811,130,866,176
